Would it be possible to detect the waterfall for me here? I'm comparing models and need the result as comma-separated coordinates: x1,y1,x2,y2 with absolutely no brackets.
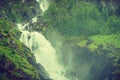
17,23,69,80
36,0,49,12
17,0,69,80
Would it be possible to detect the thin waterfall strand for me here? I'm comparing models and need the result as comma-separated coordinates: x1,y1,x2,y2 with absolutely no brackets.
36,0,49,12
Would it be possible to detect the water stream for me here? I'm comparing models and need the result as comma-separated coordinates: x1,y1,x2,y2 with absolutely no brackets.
36,0,49,13
17,0,69,80
18,23,68,80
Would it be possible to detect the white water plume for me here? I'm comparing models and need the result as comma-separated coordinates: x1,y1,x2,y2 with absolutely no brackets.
36,0,49,12
18,23,69,80
17,0,69,80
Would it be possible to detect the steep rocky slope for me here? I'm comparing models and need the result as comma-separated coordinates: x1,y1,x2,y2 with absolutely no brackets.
0,0,50,80
0,19,51,80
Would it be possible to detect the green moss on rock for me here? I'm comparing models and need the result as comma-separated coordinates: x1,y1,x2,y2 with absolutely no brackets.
90,34,120,48
77,34,120,51
0,19,43,80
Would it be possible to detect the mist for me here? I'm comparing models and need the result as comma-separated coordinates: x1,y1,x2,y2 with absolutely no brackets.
0,0,119,80
44,27,113,80
20,0,119,80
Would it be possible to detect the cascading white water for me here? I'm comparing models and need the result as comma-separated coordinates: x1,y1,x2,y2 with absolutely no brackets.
36,0,49,13
17,0,69,80
18,24,69,80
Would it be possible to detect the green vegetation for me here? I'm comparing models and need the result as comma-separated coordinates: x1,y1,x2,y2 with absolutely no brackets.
0,46,38,78
78,34,120,50
81,33,119,50
0,19,12,32
44,0,120,36
0,0,51,79
0,19,40,80
0,0,120,80
90,34,120,48
43,0,120,79
0,0,40,22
